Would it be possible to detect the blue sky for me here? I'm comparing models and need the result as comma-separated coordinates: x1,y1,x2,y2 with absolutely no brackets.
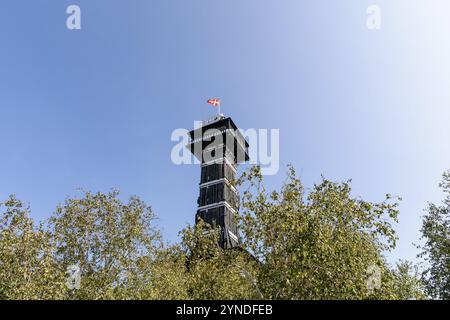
1,1,449,264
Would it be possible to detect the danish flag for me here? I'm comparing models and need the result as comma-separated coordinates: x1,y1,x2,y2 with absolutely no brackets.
207,98,220,107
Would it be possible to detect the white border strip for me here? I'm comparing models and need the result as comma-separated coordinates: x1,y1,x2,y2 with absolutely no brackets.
197,201,237,213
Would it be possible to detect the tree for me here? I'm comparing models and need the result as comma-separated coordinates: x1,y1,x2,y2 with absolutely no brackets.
48,190,161,299
0,196,65,299
389,260,425,300
179,220,260,300
0,165,429,300
236,165,407,299
419,170,450,299
144,245,189,300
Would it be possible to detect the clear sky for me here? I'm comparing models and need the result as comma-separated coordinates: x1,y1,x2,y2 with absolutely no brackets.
1,1,449,264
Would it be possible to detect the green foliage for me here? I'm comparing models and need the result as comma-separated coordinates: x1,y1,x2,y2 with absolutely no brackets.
0,165,432,300
180,220,260,300
145,246,189,300
236,165,413,299
419,170,450,299
0,196,65,299
49,190,161,299
390,261,426,300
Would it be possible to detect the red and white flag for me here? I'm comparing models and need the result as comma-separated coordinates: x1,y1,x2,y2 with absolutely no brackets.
207,98,220,107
